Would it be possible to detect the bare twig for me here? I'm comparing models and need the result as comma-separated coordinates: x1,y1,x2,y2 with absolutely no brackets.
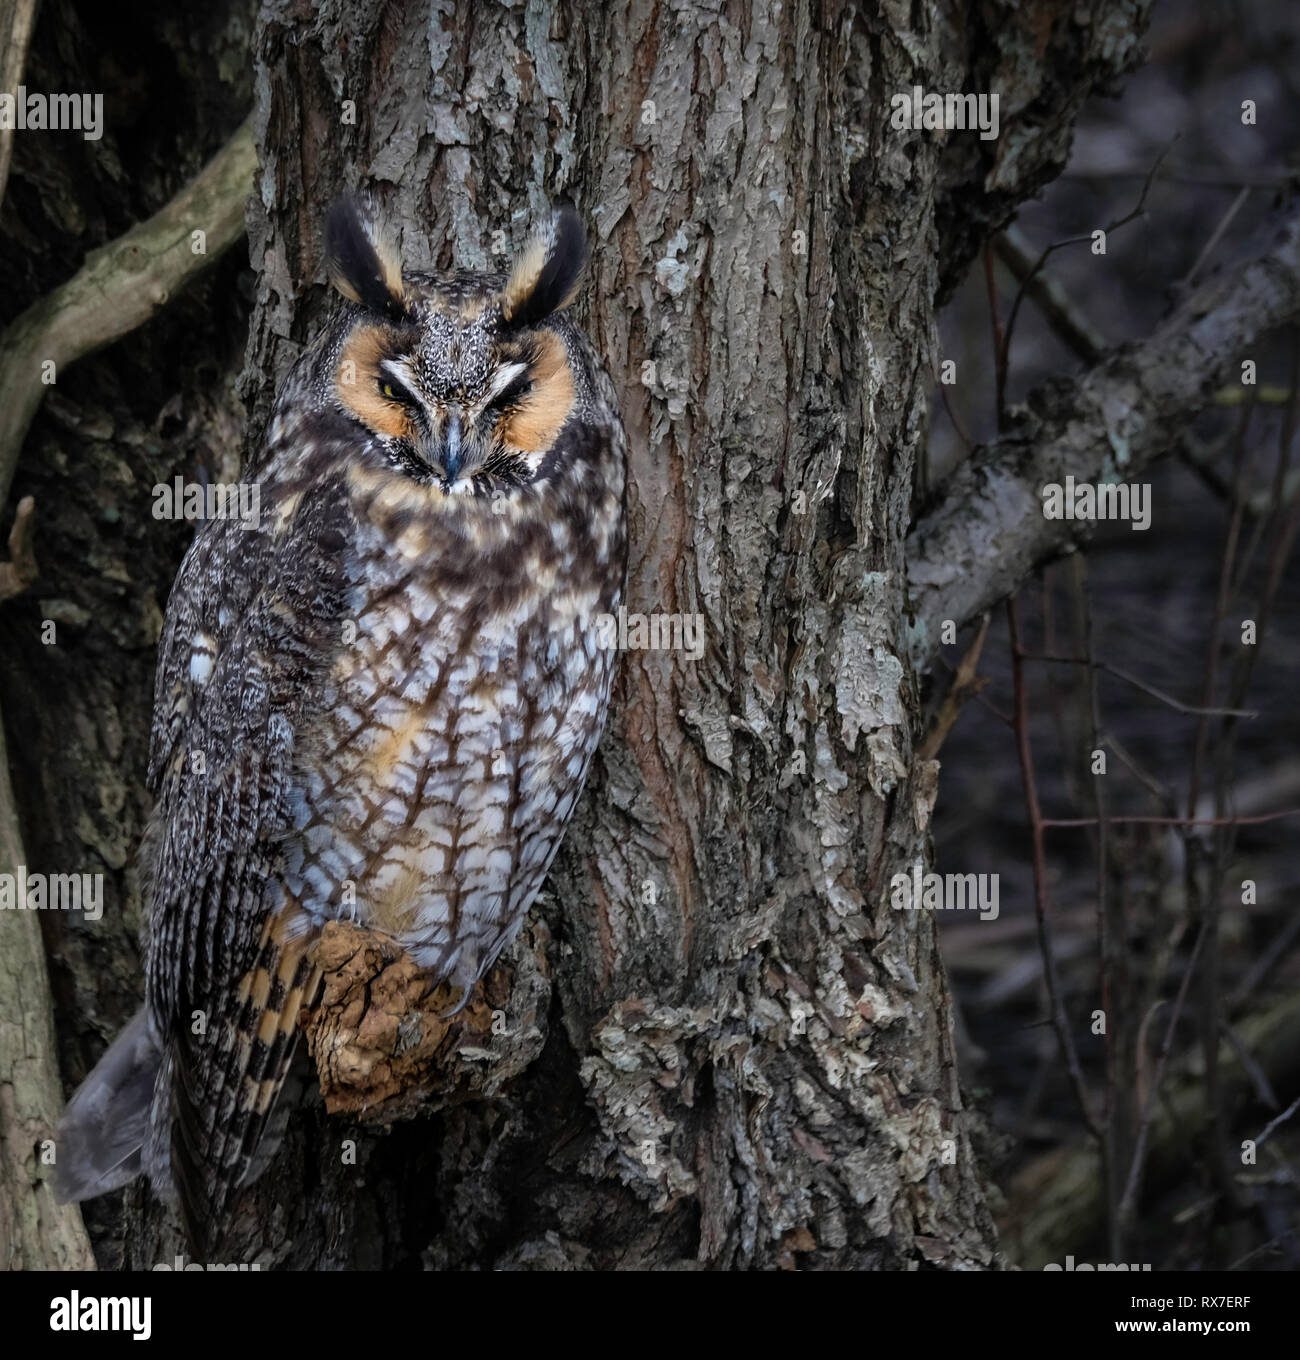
1133,1000,1166,1118
1227,1230,1300,1272
1195,333,1300,1234
984,246,1007,429
1104,730,1177,811
1042,808,1300,829
1007,597,1100,1140
1229,909,1300,1013
993,225,1106,364
1253,1090,1300,1149
1117,922,1207,1237
1180,428,1300,518
1004,993,1300,1268
1063,165,1295,189
1021,651,1257,718
1221,1022,1279,1111
937,381,973,453
997,143,1172,420
917,614,990,761
1174,185,1252,293
1068,557,1123,1256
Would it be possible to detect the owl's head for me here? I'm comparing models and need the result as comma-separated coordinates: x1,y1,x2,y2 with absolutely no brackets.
323,196,589,496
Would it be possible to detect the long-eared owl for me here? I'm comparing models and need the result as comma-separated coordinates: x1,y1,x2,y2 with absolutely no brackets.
54,195,627,1254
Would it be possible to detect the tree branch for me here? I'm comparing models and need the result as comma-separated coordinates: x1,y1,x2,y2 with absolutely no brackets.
0,114,255,510
0,0,40,211
906,209,1300,671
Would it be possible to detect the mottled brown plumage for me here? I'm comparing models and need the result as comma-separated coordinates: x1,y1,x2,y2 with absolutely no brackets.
55,195,626,1257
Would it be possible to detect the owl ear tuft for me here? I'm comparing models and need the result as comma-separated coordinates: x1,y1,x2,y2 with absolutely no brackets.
325,195,408,321
499,204,587,328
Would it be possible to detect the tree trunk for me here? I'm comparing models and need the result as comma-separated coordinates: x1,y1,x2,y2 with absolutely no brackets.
5,0,1149,1269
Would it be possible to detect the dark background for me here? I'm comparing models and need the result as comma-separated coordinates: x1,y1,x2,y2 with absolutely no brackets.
933,0,1300,1271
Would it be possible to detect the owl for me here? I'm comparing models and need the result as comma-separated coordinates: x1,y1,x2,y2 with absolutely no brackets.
54,195,627,1256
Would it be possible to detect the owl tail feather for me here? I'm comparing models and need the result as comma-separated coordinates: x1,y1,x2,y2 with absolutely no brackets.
53,1008,161,1204
169,910,321,1258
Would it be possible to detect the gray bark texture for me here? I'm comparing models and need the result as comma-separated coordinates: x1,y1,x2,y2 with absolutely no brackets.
2,0,1151,1270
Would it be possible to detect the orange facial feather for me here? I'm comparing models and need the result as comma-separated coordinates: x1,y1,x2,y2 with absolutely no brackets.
500,332,575,454
335,324,418,441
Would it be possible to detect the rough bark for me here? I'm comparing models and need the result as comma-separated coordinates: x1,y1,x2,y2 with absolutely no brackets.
3,0,1153,1270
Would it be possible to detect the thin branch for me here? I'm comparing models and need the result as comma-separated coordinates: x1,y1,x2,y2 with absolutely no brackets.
1221,1022,1279,1111
994,225,1106,364
1229,909,1300,1013
1253,1091,1300,1149
997,142,1172,420
937,381,973,453
1070,556,1120,1256
1021,651,1257,718
1104,730,1177,812
1174,185,1252,293
917,614,989,761
1005,992,1300,1268
1007,597,1101,1140
1117,922,1208,1236
1042,808,1300,829
1180,428,1300,518
1063,165,1296,189
1227,1230,1300,1272
984,245,1008,427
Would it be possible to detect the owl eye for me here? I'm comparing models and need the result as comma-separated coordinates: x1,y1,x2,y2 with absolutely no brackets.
489,373,533,411
378,377,416,406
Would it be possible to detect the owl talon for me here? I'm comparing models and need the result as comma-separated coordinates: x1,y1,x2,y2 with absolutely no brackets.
437,985,474,1021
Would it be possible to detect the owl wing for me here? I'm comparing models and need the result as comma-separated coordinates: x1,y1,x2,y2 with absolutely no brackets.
142,438,356,1254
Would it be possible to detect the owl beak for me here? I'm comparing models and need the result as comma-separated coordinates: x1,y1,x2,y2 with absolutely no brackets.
440,411,464,483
